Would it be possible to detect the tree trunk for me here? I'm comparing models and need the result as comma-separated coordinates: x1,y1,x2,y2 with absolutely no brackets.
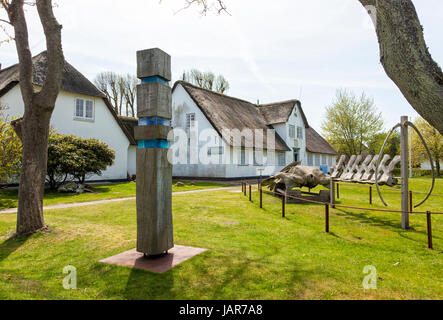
4,0,64,235
359,0,443,135
16,105,52,234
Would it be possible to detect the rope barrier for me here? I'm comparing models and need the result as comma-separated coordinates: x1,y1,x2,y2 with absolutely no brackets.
260,188,443,215
335,181,443,198
243,182,438,250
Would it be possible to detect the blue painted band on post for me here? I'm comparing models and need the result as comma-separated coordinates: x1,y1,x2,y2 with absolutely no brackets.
141,76,169,86
138,139,169,149
138,116,171,127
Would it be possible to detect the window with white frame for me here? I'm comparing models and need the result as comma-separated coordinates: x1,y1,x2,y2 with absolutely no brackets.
253,149,263,166
75,98,94,120
315,154,320,166
328,156,333,166
307,153,313,166
278,152,286,166
238,148,248,166
186,113,195,130
208,146,224,155
321,154,327,165
288,125,295,139
297,126,303,139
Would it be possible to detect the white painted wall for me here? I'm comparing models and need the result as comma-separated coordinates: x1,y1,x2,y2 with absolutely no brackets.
273,103,307,166
306,152,336,173
420,160,440,170
127,145,136,177
1,84,131,181
172,84,227,178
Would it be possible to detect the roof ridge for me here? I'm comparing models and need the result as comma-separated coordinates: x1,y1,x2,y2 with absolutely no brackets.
176,81,302,109
0,51,47,74
258,99,300,107
175,80,259,106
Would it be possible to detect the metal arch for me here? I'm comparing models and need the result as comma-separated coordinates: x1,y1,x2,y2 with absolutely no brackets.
375,123,401,206
405,121,436,208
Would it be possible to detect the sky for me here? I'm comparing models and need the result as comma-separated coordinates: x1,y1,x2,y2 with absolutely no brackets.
1,0,442,134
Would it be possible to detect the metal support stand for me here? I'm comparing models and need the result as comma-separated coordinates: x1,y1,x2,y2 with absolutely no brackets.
400,116,410,229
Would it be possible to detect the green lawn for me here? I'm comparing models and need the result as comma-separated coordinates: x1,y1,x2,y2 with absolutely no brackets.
0,180,230,210
0,178,442,299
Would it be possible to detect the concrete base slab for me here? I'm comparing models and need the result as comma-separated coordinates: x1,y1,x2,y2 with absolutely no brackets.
99,245,207,273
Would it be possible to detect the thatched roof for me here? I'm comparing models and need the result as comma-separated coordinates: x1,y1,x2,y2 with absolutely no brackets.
305,127,337,155
174,81,290,151
173,81,337,155
0,51,105,98
118,115,138,144
258,100,308,128
0,51,136,145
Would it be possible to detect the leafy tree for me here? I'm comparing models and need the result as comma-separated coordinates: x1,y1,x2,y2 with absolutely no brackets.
367,130,400,160
411,117,442,176
183,69,230,94
94,72,138,117
322,89,384,156
0,106,22,186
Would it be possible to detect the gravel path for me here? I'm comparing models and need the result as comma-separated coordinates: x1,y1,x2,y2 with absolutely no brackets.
0,186,239,214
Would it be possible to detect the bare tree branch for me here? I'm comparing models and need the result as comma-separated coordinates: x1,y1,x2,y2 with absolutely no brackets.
176,0,230,16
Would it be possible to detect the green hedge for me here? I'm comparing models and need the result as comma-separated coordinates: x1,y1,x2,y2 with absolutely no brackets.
392,168,442,177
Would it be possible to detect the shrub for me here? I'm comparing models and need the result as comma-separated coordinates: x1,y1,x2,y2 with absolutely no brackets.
47,134,115,189
0,106,22,186
392,167,442,177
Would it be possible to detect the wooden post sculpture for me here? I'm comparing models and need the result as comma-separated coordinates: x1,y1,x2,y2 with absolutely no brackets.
135,48,173,256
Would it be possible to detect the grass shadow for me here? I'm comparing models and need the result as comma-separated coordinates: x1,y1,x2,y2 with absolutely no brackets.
333,207,402,229
123,267,175,300
333,208,442,245
0,234,30,263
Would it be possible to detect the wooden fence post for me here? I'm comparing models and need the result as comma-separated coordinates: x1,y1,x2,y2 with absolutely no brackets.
336,183,340,199
244,182,247,196
426,211,433,249
282,192,286,218
260,183,263,209
249,184,252,202
409,191,413,214
325,203,330,233
330,179,335,209
369,186,372,205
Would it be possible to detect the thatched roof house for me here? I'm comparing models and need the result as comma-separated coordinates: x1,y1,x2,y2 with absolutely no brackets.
171,81,337,179
0,51,137,181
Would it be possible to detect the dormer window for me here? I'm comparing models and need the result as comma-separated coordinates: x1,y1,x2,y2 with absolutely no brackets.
289,124,295,138
297,126,303,139
75,98,94,121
